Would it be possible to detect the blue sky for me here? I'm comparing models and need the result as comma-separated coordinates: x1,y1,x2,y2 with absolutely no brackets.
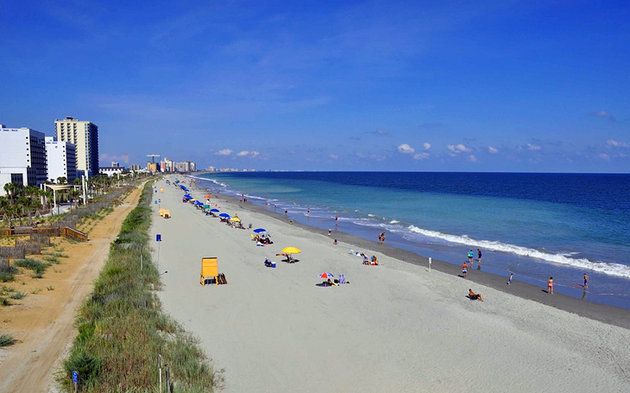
1,0,629,172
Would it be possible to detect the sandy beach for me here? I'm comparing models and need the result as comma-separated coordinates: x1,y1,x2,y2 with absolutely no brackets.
152,177,630,393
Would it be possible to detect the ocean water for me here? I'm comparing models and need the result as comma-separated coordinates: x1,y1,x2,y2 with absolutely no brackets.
193,172,630,309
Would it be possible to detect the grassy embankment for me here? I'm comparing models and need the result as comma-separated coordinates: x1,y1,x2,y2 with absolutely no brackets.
60,182,222,392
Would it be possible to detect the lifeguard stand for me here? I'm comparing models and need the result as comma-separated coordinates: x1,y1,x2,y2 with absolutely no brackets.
200,257,219,285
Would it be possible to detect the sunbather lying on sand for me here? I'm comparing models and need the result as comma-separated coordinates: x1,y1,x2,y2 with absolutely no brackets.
468,289,484,301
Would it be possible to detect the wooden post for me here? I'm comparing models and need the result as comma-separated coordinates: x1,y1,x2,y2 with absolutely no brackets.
158,354,163,393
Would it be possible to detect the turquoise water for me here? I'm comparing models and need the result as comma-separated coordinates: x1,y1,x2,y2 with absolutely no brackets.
192,172,630,309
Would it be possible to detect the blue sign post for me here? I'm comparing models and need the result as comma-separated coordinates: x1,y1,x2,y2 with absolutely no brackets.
72,370,79,392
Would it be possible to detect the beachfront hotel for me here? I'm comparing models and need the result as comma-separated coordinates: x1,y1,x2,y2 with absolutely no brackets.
45,136,77,183
54,117,99,178
0,124,48,195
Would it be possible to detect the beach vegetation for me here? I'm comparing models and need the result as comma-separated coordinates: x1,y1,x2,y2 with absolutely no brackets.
60,182,222,392
15,258,47,277
0,266,17,282
0,334,16,347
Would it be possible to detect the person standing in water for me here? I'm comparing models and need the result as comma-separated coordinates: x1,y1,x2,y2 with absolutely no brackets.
476,248,483,270
583,273,589,289
547,276,554,294
467,249,474,268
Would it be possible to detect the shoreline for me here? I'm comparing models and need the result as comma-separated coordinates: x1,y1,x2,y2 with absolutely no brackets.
192,180,630,329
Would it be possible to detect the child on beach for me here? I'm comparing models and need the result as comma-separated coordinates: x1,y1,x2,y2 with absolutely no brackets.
547,276,554,294
461,262,468,278
467,249,474,267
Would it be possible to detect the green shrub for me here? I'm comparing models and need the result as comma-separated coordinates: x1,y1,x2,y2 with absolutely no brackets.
15,259,47,275
0,334,16,347
64,350,101,387
0,271,15,282
10,291,26,300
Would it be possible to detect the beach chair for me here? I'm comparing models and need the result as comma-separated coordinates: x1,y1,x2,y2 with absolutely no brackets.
200,257,219,285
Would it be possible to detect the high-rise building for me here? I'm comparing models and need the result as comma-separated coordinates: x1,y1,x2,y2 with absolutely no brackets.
55,117,99,177
45,137,77,183
0,124,47,194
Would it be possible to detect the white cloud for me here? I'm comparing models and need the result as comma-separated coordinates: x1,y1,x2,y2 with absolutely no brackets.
422,142,431,150
397,143,415,154
487,146,498,154
468,154,477,162
594,110,615,121
447,143,472,154
607,139,628,148
236,150,260,158
216,148,232,156
329,154,339,160
526,143,541,151
413,152,430,160
598,153,610,160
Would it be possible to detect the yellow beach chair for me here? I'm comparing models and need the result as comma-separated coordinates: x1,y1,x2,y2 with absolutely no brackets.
200,257,219,285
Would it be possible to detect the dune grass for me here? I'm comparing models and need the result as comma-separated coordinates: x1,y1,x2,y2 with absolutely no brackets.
0,334,16,347
60,182,222,392
14,258,47,278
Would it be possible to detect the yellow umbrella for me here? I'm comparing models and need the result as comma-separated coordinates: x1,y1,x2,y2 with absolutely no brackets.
281,246,302,255
230,216,241,222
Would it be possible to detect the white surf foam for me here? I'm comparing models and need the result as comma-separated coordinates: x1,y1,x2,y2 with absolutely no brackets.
406,225,630,279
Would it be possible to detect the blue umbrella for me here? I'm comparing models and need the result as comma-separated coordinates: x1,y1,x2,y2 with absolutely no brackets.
210,208,220,213
195,200,203,206
219,213,231,219
253,228,266,233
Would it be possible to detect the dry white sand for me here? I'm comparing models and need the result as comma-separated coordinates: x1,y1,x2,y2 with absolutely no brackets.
151,178,630,393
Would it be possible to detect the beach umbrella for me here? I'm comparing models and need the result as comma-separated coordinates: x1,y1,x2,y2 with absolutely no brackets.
210,208,220,213
219,213,231,219
320,272,334,280
253,228,266,233
204,194,211,199
230,216,241,222
281,246,302,255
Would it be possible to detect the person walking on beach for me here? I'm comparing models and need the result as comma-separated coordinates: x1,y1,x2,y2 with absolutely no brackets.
476,248,482,270
467,249,474,268
583,273,589,289
461,262,468,278
506,272,513,285
547,276,554,294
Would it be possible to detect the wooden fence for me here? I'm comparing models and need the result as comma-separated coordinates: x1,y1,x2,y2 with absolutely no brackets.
1,226,88,241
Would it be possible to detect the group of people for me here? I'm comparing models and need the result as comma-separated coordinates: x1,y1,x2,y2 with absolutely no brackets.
349,250,379,266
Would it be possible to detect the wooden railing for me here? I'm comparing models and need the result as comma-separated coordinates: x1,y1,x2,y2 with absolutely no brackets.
0,226,88,241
